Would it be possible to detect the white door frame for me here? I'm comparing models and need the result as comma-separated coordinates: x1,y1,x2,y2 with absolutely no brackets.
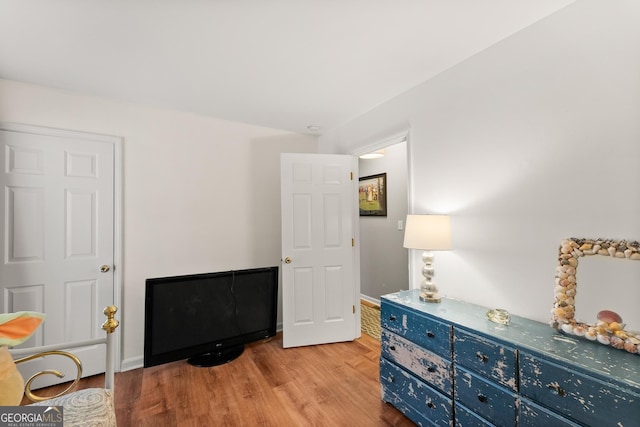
0,122,123,373
351,129,413,296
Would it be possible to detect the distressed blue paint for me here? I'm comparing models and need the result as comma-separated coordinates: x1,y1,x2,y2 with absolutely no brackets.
454,329,517,391
454,403,496,426
519,397,581,427
520,352,640,427
454,366,517,426
381,358,452,426
380,290,640,427
381,329,452,394
381,301,452,359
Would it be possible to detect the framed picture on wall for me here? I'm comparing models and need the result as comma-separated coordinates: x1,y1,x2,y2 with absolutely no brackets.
359,173,387,216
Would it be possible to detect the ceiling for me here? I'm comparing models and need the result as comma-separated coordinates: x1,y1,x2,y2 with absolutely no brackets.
0,0,574,135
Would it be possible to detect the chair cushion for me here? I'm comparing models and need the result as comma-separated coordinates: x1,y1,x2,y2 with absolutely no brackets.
29,388,116,426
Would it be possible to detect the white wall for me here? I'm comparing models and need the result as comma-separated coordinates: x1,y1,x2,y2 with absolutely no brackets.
358,141,408,300
0,79,318,368
321,0,640,325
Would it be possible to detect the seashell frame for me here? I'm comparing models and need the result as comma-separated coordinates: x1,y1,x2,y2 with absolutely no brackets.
552,238,640,356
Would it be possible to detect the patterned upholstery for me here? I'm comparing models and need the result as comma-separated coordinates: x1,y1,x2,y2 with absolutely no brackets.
29,388,116,427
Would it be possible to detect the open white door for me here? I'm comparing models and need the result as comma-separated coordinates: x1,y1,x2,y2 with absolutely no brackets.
280,153,360,348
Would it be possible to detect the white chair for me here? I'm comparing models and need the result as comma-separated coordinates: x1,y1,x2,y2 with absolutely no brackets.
10,306,119,427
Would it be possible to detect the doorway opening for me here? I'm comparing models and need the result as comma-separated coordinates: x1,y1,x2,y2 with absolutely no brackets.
355,133,409,305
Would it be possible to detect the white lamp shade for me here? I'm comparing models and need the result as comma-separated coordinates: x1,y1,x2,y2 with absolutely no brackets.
403,214,452,250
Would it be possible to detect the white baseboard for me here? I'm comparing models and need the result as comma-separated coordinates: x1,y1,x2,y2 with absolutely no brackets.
360,294,380,307
120,356,143,372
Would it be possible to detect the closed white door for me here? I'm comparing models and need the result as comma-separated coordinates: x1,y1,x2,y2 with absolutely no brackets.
280,153,360,348
0,123,118,385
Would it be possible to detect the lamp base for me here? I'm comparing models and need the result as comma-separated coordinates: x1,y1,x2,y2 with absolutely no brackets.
419,292,442,303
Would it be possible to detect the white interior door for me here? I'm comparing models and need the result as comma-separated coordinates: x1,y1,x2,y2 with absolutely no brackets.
0,123,119,386
280,153,360,348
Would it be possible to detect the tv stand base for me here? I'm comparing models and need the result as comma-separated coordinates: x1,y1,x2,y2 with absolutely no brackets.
187,345,245,367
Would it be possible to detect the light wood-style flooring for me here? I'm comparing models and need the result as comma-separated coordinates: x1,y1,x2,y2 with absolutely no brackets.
30,333,413,426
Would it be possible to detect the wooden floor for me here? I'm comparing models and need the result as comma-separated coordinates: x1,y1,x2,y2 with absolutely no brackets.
31,333,413,426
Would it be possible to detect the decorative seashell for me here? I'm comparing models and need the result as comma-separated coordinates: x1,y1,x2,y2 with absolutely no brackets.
597,310,623,324
585,328,597,341
568,257,578,267
592,244,601,253
561,323,574,334
624,342,637,353
598,249,609,256
615,251,625,258
631,253,640,260
608,321,624,332
554,308,567,318
627,336,640,345
624,249,633,258
573,325,585,336
614,330,628,339
565,288,576,297
597,334,611,345
572,249,583,257
610,336,625,350
607,246,616,257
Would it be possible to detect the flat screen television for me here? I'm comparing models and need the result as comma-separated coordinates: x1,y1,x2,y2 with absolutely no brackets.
144,266,278,368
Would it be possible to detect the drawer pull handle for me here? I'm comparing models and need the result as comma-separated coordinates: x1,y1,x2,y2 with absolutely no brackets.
477,394,488,403
389,375,395,383
427,331,435,338
427,402,436,410
547,383,567,397
476,352,489,363
427,366,436,373
389,315,397,321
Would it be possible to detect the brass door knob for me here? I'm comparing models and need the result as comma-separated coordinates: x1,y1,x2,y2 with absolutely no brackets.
284,257,292,264
100,265,111,273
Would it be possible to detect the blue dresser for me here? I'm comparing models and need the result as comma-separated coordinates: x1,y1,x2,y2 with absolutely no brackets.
380,290,640,426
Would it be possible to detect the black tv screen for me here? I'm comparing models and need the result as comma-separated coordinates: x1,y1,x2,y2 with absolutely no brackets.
144,266,278,368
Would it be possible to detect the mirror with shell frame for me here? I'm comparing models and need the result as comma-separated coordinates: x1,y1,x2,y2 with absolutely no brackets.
552,238,640,356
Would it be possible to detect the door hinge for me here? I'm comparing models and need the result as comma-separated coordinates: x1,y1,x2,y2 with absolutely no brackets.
350,172,353,180
353,305,356,314
352,238,355,247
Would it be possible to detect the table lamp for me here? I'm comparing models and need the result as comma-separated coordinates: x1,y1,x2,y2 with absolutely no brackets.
403,214,452,303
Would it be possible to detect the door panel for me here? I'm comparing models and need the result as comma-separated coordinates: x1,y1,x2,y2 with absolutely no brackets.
281,153,359,348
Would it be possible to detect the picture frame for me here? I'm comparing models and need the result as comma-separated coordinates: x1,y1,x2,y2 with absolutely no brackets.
359,173,387,216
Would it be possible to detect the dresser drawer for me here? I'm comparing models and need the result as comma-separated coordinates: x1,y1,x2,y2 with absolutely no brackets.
453,328,517,391
454,403,495,426
381,358,453,426
381,329,453,396
454,366,517,427
381,301,451,359
520,352,640,427
518,397,581,427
